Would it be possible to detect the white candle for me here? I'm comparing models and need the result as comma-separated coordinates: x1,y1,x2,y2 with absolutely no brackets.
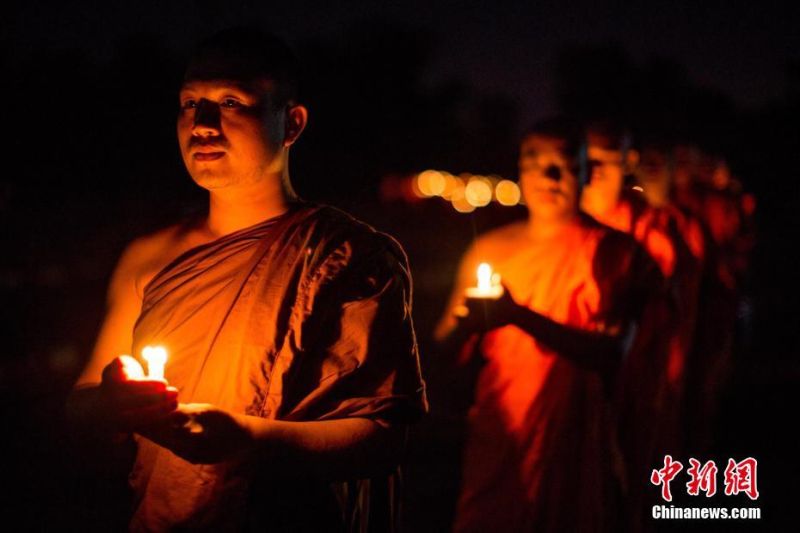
118,355,145,380
465,262,504,299
142,345,168,381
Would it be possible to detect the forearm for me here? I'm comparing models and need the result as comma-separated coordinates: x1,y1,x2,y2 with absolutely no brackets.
240,416,406,481
66,384,104,427
510,305,623,374
65,385,130,443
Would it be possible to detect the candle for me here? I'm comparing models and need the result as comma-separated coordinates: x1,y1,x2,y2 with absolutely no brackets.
142,345,168,381
118,355,146,380
465,262,504,299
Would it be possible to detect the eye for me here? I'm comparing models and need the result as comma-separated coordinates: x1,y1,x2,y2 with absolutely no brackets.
221,98,243,109
181,99,197,110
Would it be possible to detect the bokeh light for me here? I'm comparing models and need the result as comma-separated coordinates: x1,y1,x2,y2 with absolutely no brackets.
495,179,521,206
465,177,493,207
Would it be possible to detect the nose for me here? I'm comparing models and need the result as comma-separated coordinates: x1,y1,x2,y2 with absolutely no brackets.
543,164,562,182
192,99,222,136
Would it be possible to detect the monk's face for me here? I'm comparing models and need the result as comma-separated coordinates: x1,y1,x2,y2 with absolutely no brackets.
518,134,580,221
177,78,286,190
580,145,625,217
636,147,671,189
673,144,696,191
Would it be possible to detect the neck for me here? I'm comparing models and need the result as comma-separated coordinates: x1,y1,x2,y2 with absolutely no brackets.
205,170,296,238
526,210,579,240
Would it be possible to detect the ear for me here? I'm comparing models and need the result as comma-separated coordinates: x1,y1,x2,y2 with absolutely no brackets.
283,105,308,146
624,148,640,173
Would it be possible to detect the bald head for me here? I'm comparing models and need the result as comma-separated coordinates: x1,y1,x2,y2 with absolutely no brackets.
185,27,300,109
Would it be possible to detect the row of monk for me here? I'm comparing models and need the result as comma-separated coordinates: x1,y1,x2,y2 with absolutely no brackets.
64,27,753,532
430,117,753,532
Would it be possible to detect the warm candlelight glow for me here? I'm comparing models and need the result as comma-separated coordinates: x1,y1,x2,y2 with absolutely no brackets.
465,262,504,299
142,345,168,381
119,355,146,380
495,179,521,206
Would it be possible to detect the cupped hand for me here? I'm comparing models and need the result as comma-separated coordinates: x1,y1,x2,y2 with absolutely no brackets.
99,356,178,433
458,284,520,332
137,403,254,465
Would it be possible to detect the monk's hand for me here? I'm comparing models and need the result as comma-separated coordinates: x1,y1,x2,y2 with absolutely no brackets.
459,285,520,332
99,357,178,433
139,403,254,465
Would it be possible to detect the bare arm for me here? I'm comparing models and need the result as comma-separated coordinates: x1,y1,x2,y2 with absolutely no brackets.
138,404,405,481
453,288,626,377
506,301,624,375
244,417,405,480
66,240,176,433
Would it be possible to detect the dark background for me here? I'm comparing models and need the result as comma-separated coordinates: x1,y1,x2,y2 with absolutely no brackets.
2,1,798,530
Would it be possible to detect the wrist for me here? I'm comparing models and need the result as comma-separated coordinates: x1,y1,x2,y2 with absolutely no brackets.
509,301,526,327
237,414,274,460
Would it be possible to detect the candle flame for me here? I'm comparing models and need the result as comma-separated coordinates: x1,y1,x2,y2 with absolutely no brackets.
465,262,503,299
142,345,168,381
477,263,493,291
119,355,145,380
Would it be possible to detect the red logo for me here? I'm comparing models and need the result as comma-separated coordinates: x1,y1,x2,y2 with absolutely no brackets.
723,457,759,500
686,458,718,497
651,455,684,502
651,456,759,501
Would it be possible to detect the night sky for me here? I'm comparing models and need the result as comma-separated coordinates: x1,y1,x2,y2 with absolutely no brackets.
3,2,799,530
8,1,800,126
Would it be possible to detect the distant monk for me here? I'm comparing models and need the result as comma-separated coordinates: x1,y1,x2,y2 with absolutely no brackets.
579,123,687,531
66,28,426,532
635,140,711,452
580,121,676,278
640,143,746,455
436,118,665,533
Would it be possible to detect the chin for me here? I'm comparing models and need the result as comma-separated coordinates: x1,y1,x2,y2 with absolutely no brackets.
189,171,237,190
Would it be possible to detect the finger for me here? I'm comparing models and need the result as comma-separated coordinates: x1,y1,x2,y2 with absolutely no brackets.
101,358,127,383
111,390,176,410
453,304,470,318
124,400,179,422
107,379,168,396
118,402,180,430
168,409,192,428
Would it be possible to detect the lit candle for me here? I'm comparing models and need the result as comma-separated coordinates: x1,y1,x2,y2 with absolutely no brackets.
118,355,146,380
465,262,504,299
141,345,168,381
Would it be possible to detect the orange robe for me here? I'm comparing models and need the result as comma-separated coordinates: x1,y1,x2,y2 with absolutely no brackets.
590,192,676,279
127,204,427,532
593,194,704,530
452,215,663,533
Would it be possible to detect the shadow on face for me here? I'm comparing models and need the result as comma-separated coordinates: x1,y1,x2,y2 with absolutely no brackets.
519,134,581,222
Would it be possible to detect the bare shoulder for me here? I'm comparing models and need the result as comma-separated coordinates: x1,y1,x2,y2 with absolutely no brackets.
114,222,206,300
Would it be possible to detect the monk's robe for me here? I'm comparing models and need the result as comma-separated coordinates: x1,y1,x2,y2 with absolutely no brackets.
639,202,705,447
682,190,741,454
593,192,704,531
588,190,676,279
127,204,427,532
451,214,663,533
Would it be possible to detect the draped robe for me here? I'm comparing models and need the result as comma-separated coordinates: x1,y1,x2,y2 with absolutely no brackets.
127,204,427,532
452,215,662,533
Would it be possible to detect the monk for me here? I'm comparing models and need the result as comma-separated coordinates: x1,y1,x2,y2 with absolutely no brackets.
436,119,665,532
638,142,746,456
581,124,706,530
66,28,427,532
635,140,710,451
580,122,676,277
